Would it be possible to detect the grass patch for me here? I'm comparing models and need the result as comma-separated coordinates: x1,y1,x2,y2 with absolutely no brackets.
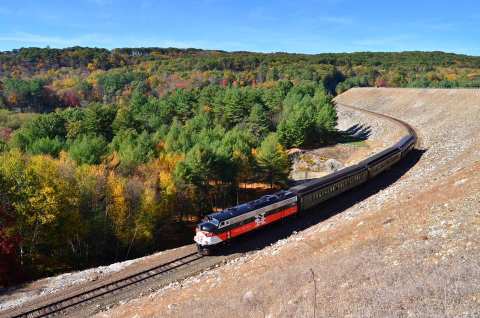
343,140,368,148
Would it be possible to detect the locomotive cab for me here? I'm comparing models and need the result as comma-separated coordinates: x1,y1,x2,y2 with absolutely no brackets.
198,221,217,232
194,217,221,255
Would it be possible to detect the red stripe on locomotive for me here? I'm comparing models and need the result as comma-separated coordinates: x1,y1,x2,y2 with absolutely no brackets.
225,205,298,239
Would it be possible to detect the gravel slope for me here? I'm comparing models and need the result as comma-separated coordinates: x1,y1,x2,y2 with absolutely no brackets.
98,88,480,318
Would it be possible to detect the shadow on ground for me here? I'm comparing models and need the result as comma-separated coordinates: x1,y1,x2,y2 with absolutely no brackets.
219,148,426,256
337,124,372,143
298,124,372,150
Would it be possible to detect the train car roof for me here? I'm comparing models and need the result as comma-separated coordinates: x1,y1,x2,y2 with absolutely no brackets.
289,164,366,195
208,190,296,222
393,135,415,149
358,146,400,166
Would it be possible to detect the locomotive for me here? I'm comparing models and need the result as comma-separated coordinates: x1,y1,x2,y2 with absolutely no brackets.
194,107,417,255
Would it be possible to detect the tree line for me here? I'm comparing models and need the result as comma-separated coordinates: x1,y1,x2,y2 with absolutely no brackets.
2,48,480,113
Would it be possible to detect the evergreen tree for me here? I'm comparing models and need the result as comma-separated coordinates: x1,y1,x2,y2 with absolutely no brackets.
83,104,116,141
255,133,290,188
69,134,108,165
246,103,270,141
28,137,64,157
223,88,245,128
110,130,155,173
277,97,316,148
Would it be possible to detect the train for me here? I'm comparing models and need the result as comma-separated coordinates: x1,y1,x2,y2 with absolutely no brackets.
194,106,417,255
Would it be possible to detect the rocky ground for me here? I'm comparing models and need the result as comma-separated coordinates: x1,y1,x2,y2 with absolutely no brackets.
0,245,196,313
98,88,480,318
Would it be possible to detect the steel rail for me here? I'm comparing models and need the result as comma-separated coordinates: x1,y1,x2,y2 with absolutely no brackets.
336,102,418,143
8,252,202,318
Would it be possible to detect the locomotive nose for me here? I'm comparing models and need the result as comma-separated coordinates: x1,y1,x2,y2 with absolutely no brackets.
199,222,217,232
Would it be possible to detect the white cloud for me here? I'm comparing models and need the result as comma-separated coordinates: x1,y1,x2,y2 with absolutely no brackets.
0,32,114,47
0,31,251,51
117,37,247,51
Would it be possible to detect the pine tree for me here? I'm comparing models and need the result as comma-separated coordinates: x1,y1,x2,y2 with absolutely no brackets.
247,104,270,141
255,133,290,188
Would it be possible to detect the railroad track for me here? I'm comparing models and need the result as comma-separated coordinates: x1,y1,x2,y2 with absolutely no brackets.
6,252,204,318
338,103,416,135
339,102,423,169
337,102,419,145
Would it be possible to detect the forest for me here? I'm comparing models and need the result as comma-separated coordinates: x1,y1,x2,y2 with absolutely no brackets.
1,47,480,286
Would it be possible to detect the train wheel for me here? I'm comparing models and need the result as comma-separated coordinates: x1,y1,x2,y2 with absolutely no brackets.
197,244,212,256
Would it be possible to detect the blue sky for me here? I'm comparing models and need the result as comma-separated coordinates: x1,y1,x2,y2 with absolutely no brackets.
0,0,479,55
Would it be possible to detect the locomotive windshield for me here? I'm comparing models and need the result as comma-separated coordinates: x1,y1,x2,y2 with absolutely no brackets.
200,221,217,232
207,216,219,226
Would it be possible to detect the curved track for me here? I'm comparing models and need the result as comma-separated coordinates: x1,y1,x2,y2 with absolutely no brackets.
336,102,418,143
2,104,418,318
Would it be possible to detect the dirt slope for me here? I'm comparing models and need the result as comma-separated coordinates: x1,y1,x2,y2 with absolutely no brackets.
99,88,480,318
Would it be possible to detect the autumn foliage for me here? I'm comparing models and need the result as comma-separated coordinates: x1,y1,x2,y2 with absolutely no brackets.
2,47,479,285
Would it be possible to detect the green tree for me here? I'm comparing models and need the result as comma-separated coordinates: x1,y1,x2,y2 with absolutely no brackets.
110,130,155,173
10,112,67,152
255,133,290,187
69,134,108,165
168,89,197,122
314,92,337,134
223,88,249,128
277,97,317,148
175,144,217,211
28,137,64,157
3,78,47,111
246,103,270,142
82,104,116,140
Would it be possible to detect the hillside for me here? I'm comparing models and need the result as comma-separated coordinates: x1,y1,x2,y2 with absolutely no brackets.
99,88,480,317
2,49,480,114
